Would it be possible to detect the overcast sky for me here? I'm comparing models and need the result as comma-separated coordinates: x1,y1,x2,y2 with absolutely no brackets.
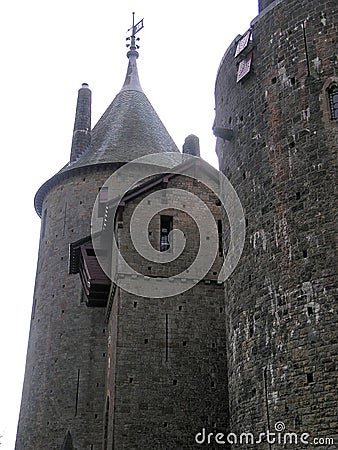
0,1,258,448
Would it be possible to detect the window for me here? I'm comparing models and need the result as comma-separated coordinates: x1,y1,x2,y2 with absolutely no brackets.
98,186,108,217
306,372,314,384
328,85,338,119
86,248,96,256
160,215,173,252
218,220,223,257
41,209,47,238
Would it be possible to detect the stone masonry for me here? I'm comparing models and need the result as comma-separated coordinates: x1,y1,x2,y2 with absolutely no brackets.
215,0,337,447
103,174,229,449
16,1,337,448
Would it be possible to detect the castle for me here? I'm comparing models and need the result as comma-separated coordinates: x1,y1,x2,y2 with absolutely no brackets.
16,1,337,449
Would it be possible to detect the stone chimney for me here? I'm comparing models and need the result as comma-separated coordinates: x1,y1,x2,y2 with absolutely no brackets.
182,134,200,157
70,83,92,162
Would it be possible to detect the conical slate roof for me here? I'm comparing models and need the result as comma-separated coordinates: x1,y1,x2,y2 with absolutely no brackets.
34,48,179,216
67,49,179,169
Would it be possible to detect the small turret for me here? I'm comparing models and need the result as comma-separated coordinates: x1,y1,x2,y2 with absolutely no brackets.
70,83,92,162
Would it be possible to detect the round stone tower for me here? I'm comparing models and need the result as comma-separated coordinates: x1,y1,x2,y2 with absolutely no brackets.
16,44,179,449
215,0,337,445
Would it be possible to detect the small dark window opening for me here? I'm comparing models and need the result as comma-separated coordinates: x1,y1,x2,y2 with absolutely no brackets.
41,209,47,239
173,379,177,385
307,306,314,315
249,324,254,337
160,215,173,252
306,372,314,384
218,220,223,257
31,297,37,320
98,186,108,217
74,369,80,417
80,288,85,303
303,249,308,258
328,85,338,119
86,248,96,256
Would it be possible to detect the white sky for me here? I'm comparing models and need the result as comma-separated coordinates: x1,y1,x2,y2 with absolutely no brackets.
0,1,258,448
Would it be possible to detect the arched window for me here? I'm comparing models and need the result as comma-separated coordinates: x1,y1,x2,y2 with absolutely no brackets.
328,85,338,119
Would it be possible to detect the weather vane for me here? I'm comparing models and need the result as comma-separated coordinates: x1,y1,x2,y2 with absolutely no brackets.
126,12,144,50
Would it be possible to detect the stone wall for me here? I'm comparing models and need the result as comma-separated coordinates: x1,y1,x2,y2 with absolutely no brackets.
215,0,337,446
16,166,115,450
104,174,230,449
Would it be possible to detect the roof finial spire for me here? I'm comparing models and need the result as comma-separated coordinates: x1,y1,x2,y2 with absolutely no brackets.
126,12,144,56
122,13,144,92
